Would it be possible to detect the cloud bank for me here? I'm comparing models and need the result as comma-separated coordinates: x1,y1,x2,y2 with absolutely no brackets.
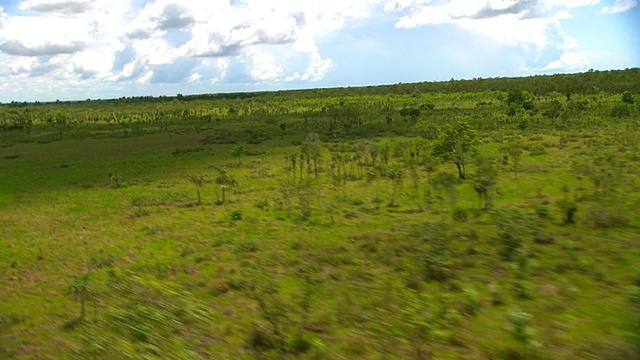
0,0,637,101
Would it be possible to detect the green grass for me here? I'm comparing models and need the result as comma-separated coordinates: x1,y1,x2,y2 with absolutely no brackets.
1,94,639,359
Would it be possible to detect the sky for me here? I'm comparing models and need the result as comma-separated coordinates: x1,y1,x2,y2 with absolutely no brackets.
0,0,638,103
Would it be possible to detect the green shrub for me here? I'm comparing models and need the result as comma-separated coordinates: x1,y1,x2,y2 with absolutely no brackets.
180,246,195,258
533,205,554,220
234,240,259,253
140,224,162,235
452,207,469,222
611,103,631,118
489,283,504,306
129,207,149,218
529,145,546,156
507,310,534,345
587,204,629,228
556,199,577,224
212,236,233,247
462,287,481,316
89,253,115,269
230,210,243,221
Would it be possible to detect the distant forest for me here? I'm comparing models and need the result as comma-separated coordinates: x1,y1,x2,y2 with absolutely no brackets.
3,68,639,106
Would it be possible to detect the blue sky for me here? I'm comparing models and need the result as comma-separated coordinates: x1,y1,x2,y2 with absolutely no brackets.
0,0,638,102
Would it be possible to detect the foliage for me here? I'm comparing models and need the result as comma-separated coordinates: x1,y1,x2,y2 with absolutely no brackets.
68,272,95,320
432,121,479,179
556,198,578,224
492,208,538,260
471,156,498,209
184,174,206,204
71,269,210,359
507,310,534,345
1,68,639,359
231,144,246,164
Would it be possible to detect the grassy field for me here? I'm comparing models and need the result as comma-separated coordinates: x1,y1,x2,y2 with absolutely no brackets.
1,86,639,359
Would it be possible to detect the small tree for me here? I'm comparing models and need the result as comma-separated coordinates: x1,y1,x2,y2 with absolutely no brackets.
472,157,498,209
69,272,94,320
185,174,206,204
301,138,322,181
622,91,635,104
556,198,577,224
399,107,420,125
383,163,404,207
507,309,534,345
492,208,538,260
430,171,459,213
231,144,246,164
214,169,237,204
107,172,121,187
432,121,479,179
500,142,523,176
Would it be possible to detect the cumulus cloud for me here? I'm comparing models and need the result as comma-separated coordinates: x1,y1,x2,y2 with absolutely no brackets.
602,0,638,13
0,40,84,56
471,0,540,19
390,0,601,72
0,0,631,101
19,0,92,15
544,0,600,7
0,0,375,94
155,4,195,30
540,51,589,70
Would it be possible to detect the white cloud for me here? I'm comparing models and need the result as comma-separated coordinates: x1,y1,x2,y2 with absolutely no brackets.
391,0,597,73
0,0,380,98
602,0,638,13
383,0,430,12
543,0,600,8
19,0,93,14
247,48,283,81
541,51,589,70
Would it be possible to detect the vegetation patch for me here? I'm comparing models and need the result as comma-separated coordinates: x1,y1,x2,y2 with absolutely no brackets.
0,69,639,359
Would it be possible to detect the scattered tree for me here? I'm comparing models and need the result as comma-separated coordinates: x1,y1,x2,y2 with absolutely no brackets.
214,169,237,204
68,272,95,321
432,121,479,179
231,144,246,164
471,157,498,209
185,174,206,204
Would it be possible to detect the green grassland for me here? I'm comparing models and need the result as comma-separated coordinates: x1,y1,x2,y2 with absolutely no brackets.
1,70,640,359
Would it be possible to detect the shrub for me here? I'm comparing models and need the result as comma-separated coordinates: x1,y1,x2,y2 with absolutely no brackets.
492,208,537,260
587,204,628,228
462,287,481,316
611,103,631,118
529,144,546,156
180,246,195,258
507,310,534,345
212,236,233,247
533,205,554,220
489,283,504,306
556,199,577,224
140,224,162,235
234,240,259,253
89,253,115,269
622,91,635,104
230,210,243,221
452,207,469,222
129,207,149,218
